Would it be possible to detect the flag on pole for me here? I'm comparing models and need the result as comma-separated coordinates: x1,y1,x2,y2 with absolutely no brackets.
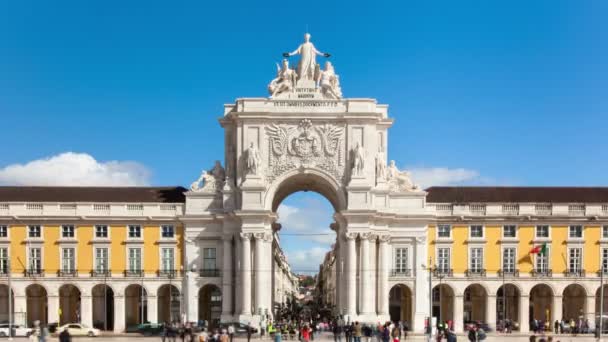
530,242,547,255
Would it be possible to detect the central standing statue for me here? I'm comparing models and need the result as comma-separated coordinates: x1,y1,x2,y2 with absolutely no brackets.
283,33,330,81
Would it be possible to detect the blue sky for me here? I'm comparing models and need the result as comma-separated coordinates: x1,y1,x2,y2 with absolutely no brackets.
1,1,607,272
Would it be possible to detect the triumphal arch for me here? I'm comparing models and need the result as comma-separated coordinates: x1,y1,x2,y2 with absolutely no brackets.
182,34,431,330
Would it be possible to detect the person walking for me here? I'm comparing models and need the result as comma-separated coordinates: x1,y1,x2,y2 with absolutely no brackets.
228,324,235,342
333,320,343,342
363,324,372,342
59,328,71,342
553,320,559,334
247,324,253,342
467,326,477,342
353,322,362,342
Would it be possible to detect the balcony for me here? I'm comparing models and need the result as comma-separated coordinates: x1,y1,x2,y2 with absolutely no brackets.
123,270,145,277
598,270,608,277
57,269,78,277
157,269,181,278
465,269,486,278
497,269,520,277
390,269,412,277
90,270,112,278
564,269,585,277
432,268,453,278
531,268,552,277
24,269,44,277
199,269,221,277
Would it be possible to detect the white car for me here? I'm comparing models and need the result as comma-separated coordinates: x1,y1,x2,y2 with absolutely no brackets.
57,323,101,337
0,324,33,337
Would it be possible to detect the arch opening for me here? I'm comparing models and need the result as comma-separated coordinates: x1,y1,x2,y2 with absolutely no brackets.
158,284,180,324
269,171,345,212
125,285,147,329
59,284,81,325
496,284,520,331
389,284,412,329
463,284,487,325
529,284,554,330
198,285,221,330
0,285,14,325
432,284,454,325
26,284,47,327
92,284,114,331
562,284,586,322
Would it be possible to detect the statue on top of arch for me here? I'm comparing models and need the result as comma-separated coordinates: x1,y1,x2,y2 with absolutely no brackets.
268,33,342,99
385,160,419,192
190,160,225,193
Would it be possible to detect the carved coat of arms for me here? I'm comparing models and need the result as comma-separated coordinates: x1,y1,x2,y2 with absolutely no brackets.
266,119,345,182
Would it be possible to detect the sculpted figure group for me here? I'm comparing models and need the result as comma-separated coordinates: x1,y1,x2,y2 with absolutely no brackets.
191,160,226,193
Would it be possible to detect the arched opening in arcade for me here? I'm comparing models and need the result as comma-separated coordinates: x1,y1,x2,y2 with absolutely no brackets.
496,284,520,330
92,284,114,331
562,284,587,321
158,284,180,324
198,285,222,329
270,172,342,321
125,284,147,328
529,284,554,328
26,284,47,326
0,285,14,324
596,285,608,316
463,284,487,323
389,284,412,329
432,284,454,325
59,284,81,325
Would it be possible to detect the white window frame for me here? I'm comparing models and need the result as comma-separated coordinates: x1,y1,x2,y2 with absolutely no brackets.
160,247,176,272
502,224,518,239
601,248,608,274
127,225,142,240
436,247,451,272
535,225,551,239
27,247,43,272
568,247,583,272
469,247,484,272
437,224,452,239
27,225,43,239
0,225,9,239
160,225,175,239
61,247,76,273
568,225,584,239
393,247,409,273
127,247,142,272
61,224,76,239
202,247,217,270
469,225,484,239
502,246,517,273
603,225,608,239
94,247,110,273
0,247,9,274
94,224,110,239
534,245,551,272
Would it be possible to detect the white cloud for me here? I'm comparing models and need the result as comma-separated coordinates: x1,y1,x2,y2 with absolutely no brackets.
0,152,151,186
409,167,481,189
285,247,328,274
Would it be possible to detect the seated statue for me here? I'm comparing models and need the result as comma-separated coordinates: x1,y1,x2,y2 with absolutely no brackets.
268,59,297,98
317,61,342,99
387,160,418,191
190,161,225,192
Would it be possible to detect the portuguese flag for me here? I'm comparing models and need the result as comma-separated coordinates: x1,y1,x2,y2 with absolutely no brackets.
530,243,547,255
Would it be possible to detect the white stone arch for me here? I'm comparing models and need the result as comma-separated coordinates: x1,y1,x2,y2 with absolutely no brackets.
264,166,347,212
524,281,557,296
490,281,524,296
57,282,85,297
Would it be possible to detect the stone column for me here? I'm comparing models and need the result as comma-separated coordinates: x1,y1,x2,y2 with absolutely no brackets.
360,233,372,315
147,295,158,324
264,234,273,316
378,235,390,316
186,271,198,322
587,295,596,318
114,295,125,332
520,295,530,332
254,233,264,315
240,233,252,315
81,295,93,327
13,295,26,321
553,295,562,322
369,236,377,315
222,235,233,318
346,233,357,317
454,295,464,332
486,295,497,330
48,295,59,325
414,236,429,333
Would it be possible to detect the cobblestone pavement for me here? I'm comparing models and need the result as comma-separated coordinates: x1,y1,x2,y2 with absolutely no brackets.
4,332,604,341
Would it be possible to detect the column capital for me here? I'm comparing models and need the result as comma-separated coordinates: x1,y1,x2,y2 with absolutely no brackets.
239,232,252,241
359,232,372,240
253,232,272,241
345,232,358,240
378,234,391,243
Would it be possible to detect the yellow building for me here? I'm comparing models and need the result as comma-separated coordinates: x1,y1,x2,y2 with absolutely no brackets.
0,186,185,332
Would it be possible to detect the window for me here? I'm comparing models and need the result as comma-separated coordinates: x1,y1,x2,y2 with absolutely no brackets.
128,248,142,272
503,225,517,238
470,225,483,238
437,248,450,272
602,248,608,274
437,224,451,238
161,225,175,238
536,225,549,238
502,248,516,273
95,225,108,238
61,248,75,272
95,248,109,273
61,225,75,238
0,226,7,238
470,248,484,272
535,247,550,272
569,248,582,272
603,226,608,239
161,248,175,272
29,248,42,272
394,247,408,272
128,225,141,239
0,248,7,274
203,248,217,270
569,225,583,239
28,225,41,238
